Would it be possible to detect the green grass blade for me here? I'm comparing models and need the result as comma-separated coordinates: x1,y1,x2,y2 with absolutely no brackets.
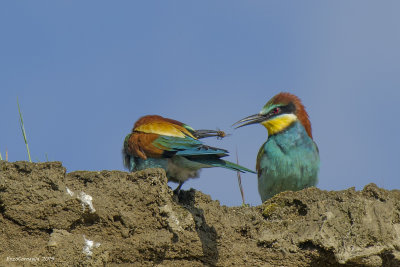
0,151,2,161
236,149,246,206
17,97,32,163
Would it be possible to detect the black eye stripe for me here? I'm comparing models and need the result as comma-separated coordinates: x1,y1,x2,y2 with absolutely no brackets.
281,103,295,114
268,103,295,117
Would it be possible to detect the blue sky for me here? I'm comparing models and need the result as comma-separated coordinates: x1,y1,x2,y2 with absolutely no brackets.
1,1,399,206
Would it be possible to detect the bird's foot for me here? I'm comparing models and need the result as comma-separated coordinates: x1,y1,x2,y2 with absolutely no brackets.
173,181,184,195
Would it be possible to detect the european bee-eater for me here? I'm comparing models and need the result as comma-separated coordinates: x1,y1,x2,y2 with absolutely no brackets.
123,115,255,193
233,93,319,202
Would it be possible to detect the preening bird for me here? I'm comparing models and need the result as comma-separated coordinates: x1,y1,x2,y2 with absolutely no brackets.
233,93,319,202
123,115,255,193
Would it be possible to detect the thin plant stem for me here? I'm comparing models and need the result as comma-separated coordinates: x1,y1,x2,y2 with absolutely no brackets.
17,97,32,163
236,149,246,206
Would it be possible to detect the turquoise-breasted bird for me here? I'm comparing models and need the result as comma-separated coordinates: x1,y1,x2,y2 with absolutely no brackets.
123,115,255,193
233,92,319,202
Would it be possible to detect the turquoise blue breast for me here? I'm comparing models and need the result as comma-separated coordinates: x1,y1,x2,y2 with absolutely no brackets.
257,121,320,202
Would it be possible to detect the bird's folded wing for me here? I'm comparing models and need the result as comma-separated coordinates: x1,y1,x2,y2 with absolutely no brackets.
153,136,228,156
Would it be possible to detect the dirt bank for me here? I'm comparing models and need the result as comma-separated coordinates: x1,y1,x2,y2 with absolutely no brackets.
0,161,399,266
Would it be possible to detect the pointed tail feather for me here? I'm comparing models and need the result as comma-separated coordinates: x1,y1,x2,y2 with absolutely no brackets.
190,157,256,174
218,160,256,173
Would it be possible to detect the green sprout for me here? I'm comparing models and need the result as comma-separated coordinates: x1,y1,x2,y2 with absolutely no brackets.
17,97,32,163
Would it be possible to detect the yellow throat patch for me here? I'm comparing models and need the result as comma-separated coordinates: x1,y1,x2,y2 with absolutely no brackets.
261,114,297,136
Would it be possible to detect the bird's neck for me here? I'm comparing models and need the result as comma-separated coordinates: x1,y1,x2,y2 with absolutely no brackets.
261,113,298,136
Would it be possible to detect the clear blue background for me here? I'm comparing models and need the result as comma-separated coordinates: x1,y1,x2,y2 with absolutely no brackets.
1,1,399,206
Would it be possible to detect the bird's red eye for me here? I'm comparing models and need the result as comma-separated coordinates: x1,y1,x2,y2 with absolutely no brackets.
273,107,280,114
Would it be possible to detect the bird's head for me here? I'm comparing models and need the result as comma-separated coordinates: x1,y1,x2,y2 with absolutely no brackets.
233,92,313,138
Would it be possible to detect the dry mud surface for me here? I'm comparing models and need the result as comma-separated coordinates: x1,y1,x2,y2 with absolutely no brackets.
0,161,400,266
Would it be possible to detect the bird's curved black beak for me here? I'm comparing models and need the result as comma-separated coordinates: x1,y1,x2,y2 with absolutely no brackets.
232,114,265,129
